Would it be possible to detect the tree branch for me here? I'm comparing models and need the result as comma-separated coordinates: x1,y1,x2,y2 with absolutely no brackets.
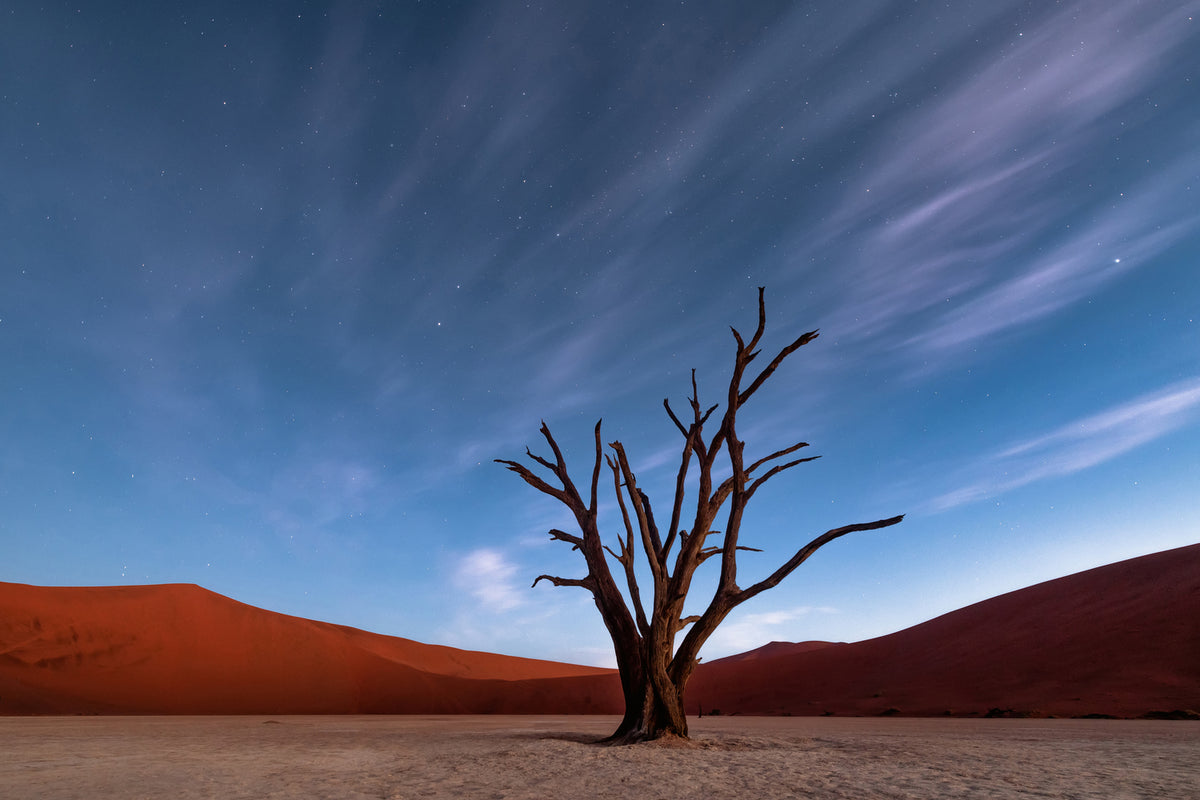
608,455,637,556
663,432,693,561
532,574,594,590
687,371,719,428
548,528,583,549
609,454,651,636
736,515,905,604
743,285,769,354
747,455,821,497
589,420,603,514
737,329,819,407
524,448,558,474
637,488,663,560
538,422,583,504
746,441,810,475
494,459,569,504
699,544,761,563
663,399,689,437
610,442,665,569
730,325,746,354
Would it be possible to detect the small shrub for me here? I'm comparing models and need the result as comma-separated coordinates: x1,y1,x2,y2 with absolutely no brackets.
1142,709,1200,721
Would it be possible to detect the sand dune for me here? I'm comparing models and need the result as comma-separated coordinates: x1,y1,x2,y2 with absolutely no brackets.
2,544,1197,716
0,582,616,715
689,543,1200,717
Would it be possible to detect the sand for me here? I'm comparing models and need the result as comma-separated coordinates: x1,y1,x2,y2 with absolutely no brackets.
3,715,1197,799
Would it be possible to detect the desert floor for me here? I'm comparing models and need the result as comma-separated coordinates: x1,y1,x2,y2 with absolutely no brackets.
2,715,1197,799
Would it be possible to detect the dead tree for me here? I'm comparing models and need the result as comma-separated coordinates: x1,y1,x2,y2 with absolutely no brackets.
497,288,903,743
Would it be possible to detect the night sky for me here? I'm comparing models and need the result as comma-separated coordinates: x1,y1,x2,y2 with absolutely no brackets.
3,1,1198,666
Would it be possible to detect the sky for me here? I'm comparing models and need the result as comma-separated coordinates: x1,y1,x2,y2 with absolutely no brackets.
2,0,1198,667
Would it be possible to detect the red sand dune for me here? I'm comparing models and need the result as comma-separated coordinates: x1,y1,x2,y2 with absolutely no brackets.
690,543,1200,718
0,582,618,715
2,544,1197,717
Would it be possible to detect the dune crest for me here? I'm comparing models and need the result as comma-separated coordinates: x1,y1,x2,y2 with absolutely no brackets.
2,544,1197,716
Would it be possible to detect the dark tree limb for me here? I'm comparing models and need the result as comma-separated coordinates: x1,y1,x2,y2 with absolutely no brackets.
738,328,819,407
532,574,594,590
664,399,689,438
747,455,821,497
538,423,585,508
547,528,583,548
607,455,651,636
699,543,762,563
609,442,665,571
637,488,663,562
524,448,559,474
661,438,693,562
737,515,906,604
495,459,569,504
588,420,603,514
608,455,637,556
746,441,810,475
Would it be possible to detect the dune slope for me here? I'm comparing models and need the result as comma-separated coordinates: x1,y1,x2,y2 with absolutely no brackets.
688,543,1200,717
0,582,616,714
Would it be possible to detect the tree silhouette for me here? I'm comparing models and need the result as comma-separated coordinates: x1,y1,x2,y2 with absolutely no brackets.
497,288,903,743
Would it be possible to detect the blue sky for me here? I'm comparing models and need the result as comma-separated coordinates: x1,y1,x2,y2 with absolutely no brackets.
2,1,1198,666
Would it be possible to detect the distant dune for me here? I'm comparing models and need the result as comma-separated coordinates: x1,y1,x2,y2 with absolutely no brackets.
2,544,1197,717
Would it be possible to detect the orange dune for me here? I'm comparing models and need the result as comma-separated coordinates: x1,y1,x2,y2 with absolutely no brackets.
0,582,617,715
2,544,1197,717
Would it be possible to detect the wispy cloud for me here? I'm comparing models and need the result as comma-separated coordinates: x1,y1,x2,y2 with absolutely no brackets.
264,456,381,530
453,548,528,611
930,377,1200,510
805,0,1200,356
440,549,616,664
907,173,1199,356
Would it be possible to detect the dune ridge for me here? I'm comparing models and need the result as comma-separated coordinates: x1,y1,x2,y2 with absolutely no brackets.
2,544,1197,716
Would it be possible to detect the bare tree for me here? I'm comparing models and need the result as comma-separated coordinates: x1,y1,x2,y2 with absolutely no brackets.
497,288,903,743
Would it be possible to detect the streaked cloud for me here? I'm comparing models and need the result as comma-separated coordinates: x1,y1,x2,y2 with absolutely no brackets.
454,548,527,611
805,0,1200,357
907,169,1199,356
931,377,1200,510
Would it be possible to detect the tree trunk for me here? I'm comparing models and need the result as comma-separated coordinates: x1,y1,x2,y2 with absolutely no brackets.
606,672,689,744
599,638,691,743
605,653,647,741
641,676,689,740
